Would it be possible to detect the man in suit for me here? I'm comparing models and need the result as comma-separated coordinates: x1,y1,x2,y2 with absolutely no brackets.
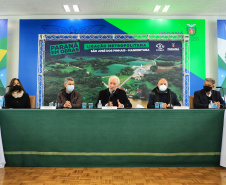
194,78,224,109
147,78,181,109
57,77,82,109
96,76,132,108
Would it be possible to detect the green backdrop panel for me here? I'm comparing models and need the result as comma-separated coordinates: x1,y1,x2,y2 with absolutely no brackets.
105,19,205,80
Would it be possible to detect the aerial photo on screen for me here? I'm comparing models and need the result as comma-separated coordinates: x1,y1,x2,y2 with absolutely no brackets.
44,41,183,108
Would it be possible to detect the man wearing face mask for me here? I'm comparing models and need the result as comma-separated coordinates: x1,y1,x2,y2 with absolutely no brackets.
57,77,82,109
147,78,181,109
194,78,224,109
95,76,132,108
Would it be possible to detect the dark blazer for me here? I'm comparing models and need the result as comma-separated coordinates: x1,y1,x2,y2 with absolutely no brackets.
96,88,132,108
57,89,82,109
4,92,30,108
194,89,225,109
147,87,181,109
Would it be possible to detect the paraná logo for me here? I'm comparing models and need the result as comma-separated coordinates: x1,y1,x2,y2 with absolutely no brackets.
187,24,196,35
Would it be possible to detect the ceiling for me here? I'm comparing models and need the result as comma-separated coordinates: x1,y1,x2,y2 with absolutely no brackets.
1,0,226,16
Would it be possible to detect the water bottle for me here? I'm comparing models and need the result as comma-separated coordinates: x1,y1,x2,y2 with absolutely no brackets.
97,100,102,109
208,100,213,109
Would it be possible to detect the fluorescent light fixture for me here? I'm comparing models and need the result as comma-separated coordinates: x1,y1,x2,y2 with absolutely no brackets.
73,5,80,12
63,5,70,12
162,5,170,12
154,5,161,12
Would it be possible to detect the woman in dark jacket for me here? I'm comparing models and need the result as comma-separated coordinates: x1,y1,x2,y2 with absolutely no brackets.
4,78,30,108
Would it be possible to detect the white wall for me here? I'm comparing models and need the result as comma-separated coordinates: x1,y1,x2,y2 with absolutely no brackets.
1,15,226,87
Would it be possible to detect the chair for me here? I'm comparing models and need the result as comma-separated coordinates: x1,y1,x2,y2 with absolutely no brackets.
189,96,194,109
29,96,36,109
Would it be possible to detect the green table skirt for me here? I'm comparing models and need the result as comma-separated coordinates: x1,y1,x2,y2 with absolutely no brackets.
0,109,224,167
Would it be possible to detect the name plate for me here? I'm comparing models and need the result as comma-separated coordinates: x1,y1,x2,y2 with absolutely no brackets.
173,106,189,109
40,106,56,109
102,106,117,110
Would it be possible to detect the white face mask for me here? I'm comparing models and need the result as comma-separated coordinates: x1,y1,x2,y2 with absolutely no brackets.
67,85,74,93
159,84,167,91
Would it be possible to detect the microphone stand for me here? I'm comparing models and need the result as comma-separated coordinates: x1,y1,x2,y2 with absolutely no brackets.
167,90,173,109
56,93,59,109
108,90,115,106
2,85,12,109
216,86,225,109
108,93,113,106
222,88,225,109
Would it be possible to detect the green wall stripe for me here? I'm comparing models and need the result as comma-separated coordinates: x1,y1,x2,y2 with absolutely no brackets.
4,151,220,156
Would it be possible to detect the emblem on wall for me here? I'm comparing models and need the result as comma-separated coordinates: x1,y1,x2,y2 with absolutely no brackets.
187,24,196,35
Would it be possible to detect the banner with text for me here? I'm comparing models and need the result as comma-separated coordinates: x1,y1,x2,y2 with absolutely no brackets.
44,40,182,108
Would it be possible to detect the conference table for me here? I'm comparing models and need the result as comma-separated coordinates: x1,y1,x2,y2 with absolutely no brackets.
0,109,225,167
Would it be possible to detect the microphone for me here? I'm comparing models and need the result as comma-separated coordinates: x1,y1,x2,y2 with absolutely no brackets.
108,90,115,106
56,93,59,109
167,90,173,109
216,86,225,108
2,85,13,108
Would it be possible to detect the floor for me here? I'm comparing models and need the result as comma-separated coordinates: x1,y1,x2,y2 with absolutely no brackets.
0,167,226,185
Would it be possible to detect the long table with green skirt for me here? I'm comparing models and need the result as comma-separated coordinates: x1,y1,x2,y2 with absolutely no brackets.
0,109,224,167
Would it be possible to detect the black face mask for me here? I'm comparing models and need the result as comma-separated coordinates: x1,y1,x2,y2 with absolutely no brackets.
12,85,21,91
203,86,212,92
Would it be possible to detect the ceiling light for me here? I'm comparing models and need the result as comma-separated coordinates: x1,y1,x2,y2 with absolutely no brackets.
162,5,170,12
63,5,70,12
73,5,80,12
154,5,161,12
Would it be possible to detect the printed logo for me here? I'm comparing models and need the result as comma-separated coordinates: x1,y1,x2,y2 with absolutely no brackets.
187,24,196,35
167,43,180,51
156,43,165,51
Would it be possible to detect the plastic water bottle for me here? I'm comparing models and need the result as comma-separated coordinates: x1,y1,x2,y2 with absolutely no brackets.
97,100,102,109
208,100,213,109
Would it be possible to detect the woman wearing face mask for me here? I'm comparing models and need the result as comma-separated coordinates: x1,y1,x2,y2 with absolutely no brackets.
147,78,181,109
4,78,31,108
57,77,82,109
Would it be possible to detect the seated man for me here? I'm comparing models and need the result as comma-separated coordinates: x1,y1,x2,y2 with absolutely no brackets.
147,78,181,109
194,78,224,109
57,77,82,109
96,76,132,108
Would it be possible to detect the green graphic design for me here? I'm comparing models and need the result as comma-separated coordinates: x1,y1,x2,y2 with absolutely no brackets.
105,19,205,80
218,55,226,69
0,19,7,99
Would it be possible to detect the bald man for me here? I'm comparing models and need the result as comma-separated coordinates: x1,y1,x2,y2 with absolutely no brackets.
147,78,181,109
96,76,132,108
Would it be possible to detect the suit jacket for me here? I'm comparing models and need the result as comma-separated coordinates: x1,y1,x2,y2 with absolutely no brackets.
57,89,82,109
96,88,132,108
194,89,225,109
147,87,181,109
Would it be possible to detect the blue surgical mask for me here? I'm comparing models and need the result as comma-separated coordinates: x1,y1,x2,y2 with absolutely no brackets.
67,85,74,93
